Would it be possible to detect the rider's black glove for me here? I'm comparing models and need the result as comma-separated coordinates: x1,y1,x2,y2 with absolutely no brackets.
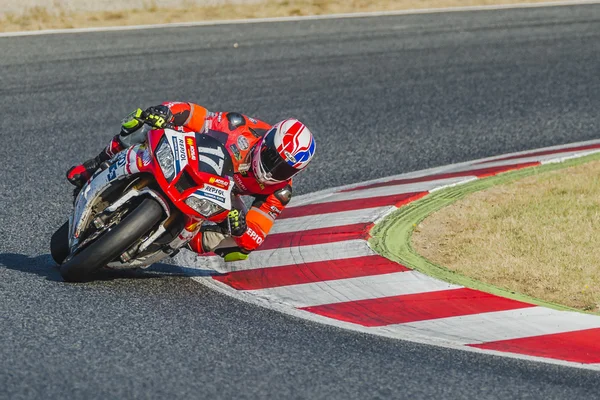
142,105,174,129
120,105,174,136
228,209,247,237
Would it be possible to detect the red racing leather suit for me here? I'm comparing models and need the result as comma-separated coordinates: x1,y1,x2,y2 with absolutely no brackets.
153,102,292,255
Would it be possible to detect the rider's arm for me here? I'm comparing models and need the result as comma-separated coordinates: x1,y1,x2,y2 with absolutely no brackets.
162,102,208,132
232,184,293,252
120,102,209,134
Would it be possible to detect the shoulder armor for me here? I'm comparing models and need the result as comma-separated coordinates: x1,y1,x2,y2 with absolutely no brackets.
227,112,246,130
274,184,293,205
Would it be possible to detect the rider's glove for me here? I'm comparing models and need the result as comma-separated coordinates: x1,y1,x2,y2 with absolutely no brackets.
142,105,173,129
228,209,247,237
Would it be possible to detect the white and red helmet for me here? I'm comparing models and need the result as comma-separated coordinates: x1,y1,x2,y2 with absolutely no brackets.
252,119,316,185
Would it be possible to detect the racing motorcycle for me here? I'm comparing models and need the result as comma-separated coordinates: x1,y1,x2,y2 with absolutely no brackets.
50,122,235,282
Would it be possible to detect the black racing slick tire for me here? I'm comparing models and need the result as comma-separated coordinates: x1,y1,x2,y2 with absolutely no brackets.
60,198,164,282
50,220,70,265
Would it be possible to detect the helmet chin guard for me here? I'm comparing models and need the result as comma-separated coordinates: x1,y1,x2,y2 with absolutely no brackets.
251,119,316,185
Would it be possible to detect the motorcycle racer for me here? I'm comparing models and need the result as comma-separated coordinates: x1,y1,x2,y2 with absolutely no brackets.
66,102,316,261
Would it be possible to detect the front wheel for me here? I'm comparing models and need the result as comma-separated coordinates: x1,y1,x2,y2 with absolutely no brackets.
60,198,164,282
50,220,70,265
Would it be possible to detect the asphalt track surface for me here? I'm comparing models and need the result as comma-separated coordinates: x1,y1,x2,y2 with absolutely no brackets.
1,4,600,399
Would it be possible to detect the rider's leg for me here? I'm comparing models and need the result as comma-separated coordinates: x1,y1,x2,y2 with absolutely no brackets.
187,197,250,261
66,135,124,187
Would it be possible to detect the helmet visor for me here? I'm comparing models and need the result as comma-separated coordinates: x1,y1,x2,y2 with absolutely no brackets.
260,130,299,181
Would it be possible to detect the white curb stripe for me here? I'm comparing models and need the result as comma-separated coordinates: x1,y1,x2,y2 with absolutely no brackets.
270,206,387,235
376,307,600,345
2,1,598,38
465,140,600,165
446,150,600,171
307,177,470,204
245,271,461,308
177,239,376,273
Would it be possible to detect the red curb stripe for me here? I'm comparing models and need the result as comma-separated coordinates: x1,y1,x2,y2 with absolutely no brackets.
474,143,600,165
475,161,540,178
280,192,427,219
259,222,371,251
213,255,410,290
469,328,600,364
340,162,540,193
300,288,535,327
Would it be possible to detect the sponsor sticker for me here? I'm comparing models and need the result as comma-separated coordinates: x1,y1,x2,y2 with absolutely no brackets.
246,227,264,245
209,176,230,189
268,205,282,219
172,136,180,159
238,163,250,173
203,184,225,197
177,138,187,162
198,191,225,203
270,205,281,215
229,144,241,160
284,150,296,164
186,137,197,161
202,119,213,133
234,174,248,191
237,136,250,150
185,221,201,232
107,152,127,181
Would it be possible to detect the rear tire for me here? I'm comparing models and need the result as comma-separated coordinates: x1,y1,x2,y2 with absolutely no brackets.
60,198,164,282
50,221,70,265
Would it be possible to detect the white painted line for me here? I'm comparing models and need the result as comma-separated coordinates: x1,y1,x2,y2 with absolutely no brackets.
177,239,376,273
245,271,461,308
471,140,600,165
540,149,600,165
270,206,389,235
470,150,600,168
376,307,600,345
429,177,478,193
2,0,599,38
305,177,470,204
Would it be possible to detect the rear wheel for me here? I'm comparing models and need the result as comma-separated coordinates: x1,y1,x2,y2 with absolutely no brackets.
50,221,70,265
60,198,164,282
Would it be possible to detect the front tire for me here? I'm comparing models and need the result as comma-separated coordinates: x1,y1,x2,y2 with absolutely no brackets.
60,198,164,282
50,221,70,265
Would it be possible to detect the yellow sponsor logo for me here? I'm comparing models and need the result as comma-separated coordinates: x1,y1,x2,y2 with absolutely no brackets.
185,221,201,232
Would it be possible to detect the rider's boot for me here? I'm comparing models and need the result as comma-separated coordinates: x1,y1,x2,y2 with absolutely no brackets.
66,135,124,189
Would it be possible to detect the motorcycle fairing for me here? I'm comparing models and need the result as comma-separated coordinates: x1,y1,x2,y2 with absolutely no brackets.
69,145,143,249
